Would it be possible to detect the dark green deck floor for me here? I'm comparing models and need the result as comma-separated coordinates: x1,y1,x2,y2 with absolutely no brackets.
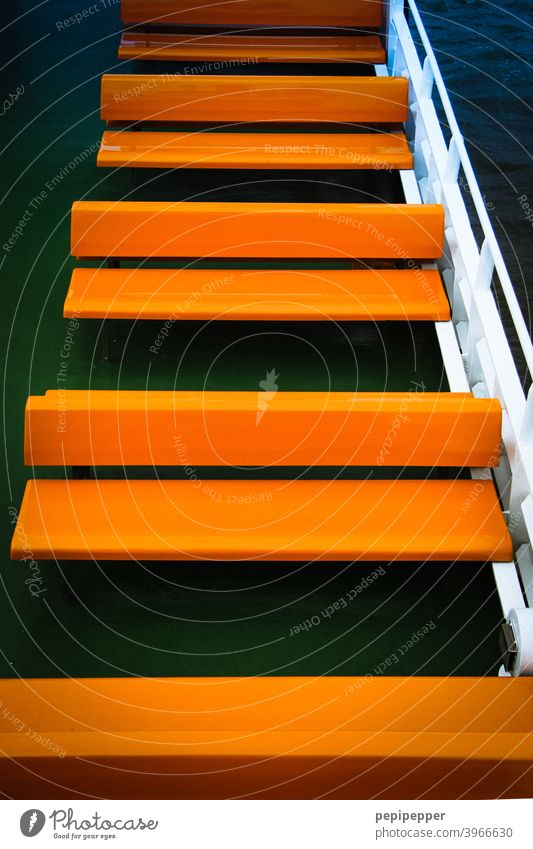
0,1,504,678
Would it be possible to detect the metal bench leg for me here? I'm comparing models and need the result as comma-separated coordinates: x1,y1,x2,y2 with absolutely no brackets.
101,318,111,363
100,258,119,363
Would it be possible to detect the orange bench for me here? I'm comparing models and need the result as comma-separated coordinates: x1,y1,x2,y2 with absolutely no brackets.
98,74,411,171
67,202,445,349
12,388,511,563
65,267,449,322
3,675,532,798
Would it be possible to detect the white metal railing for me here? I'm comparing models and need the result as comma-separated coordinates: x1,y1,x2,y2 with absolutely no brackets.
383,0,533,667
386,2,533,396
404,0,533,382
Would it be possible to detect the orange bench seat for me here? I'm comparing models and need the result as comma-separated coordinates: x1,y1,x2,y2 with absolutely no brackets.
65,267,448,321
118,33,386,64
97,130,412,169
12,478,512,562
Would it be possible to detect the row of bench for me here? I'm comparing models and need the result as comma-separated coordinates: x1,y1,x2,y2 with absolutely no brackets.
98,75,412,170
12,1,511,575
17,198,509,566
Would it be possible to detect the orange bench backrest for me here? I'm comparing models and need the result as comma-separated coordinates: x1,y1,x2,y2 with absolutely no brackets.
70,201,444,259
101,75,408,124
25,391,502,468
120,0,383,28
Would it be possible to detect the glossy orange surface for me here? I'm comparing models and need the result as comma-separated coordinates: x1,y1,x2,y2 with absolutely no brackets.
25,390,501,468
98,130,412,169
120,0,383,28
101,74,408,124
65,267,448,320
1,676,531,798
71,201,444,259
118,32,386,63
4,0,532,809
11,478,512,561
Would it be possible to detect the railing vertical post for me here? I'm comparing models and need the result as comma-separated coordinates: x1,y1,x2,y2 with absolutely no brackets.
420,56,434,100
385,0,407,73
522,386,533,443
475,239,495,291
444,135,462,184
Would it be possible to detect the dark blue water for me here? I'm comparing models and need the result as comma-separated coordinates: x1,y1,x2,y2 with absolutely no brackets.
420,0,533,382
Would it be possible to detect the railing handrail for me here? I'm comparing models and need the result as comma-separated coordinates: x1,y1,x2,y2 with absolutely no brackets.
396,0,533,382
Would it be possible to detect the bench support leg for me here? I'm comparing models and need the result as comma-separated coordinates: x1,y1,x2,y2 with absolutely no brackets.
105,259,121,351
101,318,111,363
